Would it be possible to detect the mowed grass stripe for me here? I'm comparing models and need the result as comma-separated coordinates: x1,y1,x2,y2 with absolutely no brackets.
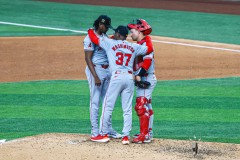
2,85,240,97
0,94,88,106
0,118,90,133
0,80,89,95
1,118,239,143
0,24,75,36
0,105,89,119
1,105,239,123
1,94,239,109
156,86,240,97
1,78,240,97
157,108,240,122
157,120,240,143
153,96,240,109
159,77,240,86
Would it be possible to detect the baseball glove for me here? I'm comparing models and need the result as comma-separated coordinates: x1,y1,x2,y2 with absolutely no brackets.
135,81,151,89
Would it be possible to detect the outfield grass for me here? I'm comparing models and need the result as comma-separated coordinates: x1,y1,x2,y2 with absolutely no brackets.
1,77,240,143
0,24,78,36
0,0,240,44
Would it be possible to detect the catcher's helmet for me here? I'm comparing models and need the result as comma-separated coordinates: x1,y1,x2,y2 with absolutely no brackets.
127,19,152,35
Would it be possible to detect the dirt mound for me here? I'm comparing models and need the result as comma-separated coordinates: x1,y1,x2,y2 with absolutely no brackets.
1,133,239,160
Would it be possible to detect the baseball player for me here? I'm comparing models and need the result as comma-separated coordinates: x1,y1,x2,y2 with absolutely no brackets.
128,19,157,143
87,25,153,145
83,15,122,143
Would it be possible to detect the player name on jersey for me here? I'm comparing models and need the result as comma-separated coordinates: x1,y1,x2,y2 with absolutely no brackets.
112,44,135,53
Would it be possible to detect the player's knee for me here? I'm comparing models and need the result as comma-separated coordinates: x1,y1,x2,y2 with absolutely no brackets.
134,97,148,116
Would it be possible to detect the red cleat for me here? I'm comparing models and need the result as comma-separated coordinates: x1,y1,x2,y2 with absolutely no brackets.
90,134,110,143
122,136,130,145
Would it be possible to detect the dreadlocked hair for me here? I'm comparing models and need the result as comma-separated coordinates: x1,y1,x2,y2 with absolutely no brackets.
93,19,100,30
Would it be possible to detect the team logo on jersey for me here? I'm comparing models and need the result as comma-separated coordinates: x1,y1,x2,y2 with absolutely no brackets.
88,43,92,48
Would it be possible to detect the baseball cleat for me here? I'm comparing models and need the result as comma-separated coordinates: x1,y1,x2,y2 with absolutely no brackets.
133,133,153,142
132,134,151,143
122,136,130,145
90,134,110,143
133,133,140,138
108,130,122,139
149,132,153,141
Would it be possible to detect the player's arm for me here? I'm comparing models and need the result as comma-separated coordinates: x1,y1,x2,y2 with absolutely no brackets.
85,52,101,86
88,29,100,45
84,50,101,86
135,57,152,81
134,38,153,81
137,37,153,75
88,29,109,51
134,36,153,57
145,35,153,54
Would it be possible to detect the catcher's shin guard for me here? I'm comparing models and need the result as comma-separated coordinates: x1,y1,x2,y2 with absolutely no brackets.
140,113,150,135
132,114,150,143
133,97,150,143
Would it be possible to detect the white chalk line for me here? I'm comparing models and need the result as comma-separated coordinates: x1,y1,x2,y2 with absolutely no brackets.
0,21,240,53
151,40,240,53
0,21,87,34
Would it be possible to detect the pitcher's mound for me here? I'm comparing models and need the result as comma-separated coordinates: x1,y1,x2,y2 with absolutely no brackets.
1,133,239,160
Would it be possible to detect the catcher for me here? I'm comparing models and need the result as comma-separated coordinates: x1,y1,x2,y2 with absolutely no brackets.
128,19,157,143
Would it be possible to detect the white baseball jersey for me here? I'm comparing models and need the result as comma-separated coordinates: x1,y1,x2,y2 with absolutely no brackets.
97,37,149,74
83,32,109,65
97,37,150,137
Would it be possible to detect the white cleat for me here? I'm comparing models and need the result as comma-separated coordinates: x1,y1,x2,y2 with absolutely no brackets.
108,130,122,139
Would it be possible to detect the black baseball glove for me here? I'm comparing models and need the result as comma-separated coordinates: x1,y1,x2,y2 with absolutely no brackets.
135,81,151,89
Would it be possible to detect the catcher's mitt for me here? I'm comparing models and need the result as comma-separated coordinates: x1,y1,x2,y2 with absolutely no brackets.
135,81,151,89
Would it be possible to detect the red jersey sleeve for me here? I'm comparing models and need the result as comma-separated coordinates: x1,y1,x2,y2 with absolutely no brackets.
142,58,152,70
145,35,153,54
88,29,99,45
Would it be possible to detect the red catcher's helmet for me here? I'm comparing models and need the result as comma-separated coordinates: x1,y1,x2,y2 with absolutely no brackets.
127,19,152,35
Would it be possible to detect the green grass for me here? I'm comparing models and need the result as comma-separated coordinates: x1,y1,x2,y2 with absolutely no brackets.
0,24,78,36
0,0,240,44
1,77,240,143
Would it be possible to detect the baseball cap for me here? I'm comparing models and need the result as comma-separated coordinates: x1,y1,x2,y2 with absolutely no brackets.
97,15,112,29
114,25,129,37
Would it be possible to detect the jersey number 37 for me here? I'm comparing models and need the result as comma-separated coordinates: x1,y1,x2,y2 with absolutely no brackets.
116,52,132,66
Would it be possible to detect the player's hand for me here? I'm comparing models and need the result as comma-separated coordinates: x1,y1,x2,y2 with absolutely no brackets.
135,75,141,82
94,76,101,86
